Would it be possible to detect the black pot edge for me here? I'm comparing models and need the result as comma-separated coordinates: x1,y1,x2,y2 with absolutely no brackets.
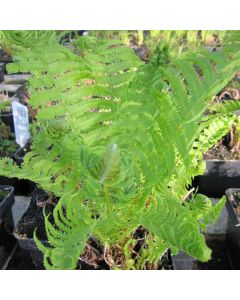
193,159,240,198
0,111,14,132
0,185,14,213
0,185,15,232
225,189,240,269
13,232,47,250
13,232,46,269
171,254,195,270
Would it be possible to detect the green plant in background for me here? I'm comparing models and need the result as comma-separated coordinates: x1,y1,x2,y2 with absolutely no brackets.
0,31,240,270
0,120,17,157
89,30,227,59
0,98,11,111
0,96,17,157
144,30,224,57
226,116,240,157
88,30,140,46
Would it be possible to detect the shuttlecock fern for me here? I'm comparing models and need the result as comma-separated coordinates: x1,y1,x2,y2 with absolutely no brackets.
0,30,240,269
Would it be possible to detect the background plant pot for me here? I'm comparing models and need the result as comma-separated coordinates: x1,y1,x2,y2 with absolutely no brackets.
0,62,4,83
0,139,34,195
0,176,34,196
0,48,12,66
171,197,235,270
13,233,46,269
0,185,14,233
13,141,31,166
171,235,233,270
0,111,14,132
225,188,240,269
0,226,17,269
13,189,55,269
193,160,240,198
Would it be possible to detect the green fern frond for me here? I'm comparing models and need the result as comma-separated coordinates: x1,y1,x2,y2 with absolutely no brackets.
1,31,240,269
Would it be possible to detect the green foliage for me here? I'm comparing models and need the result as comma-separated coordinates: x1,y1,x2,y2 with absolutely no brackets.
89,30,227,59
0,99,11,111
0,30,240,269
88,30,141,47
0,120,17,157
144,30,225,57
185,195,226,231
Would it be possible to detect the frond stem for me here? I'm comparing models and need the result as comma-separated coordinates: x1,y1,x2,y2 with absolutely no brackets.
103,184,111,216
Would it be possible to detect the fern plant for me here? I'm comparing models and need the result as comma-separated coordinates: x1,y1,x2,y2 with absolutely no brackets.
89,30,227,59
144,30,226,57
0,30,240,269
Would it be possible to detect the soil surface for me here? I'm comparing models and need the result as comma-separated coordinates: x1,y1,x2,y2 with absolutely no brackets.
204,140,240,160
14,190,173,270
204,80,240,160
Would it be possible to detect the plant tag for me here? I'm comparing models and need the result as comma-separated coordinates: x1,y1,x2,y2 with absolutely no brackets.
12,101,30,147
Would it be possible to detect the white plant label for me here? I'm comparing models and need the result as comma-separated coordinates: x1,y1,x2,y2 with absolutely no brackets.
12,101,30,148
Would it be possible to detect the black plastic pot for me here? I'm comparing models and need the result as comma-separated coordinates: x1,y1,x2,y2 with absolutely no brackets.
0,226,17,269
0,48,12,65
0,137,34,195
225,188,240,269
0,62,4,83
171,234,233,270
13,142,31,166
193,160,240,198
0,176,34,196
171,251,196,270
0,185,14,233
13,233,46,269
0,110,14,132
13,189,54,269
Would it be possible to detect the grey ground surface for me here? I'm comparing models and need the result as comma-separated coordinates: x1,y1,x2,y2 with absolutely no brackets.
11,196,31,228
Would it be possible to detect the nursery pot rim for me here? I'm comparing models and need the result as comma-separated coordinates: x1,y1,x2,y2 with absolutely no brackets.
205,159,240,162
13,230,49,250
0,185,14,228
0,185,14,206
0,110,13,117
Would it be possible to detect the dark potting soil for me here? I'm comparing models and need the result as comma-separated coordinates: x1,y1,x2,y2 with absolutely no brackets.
15,189,57,241
15,190,173,270
78,226,172,270
204,140,240,160
131,226,173,270
157,250,173,270
0,226,17,269
204,83,240,160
